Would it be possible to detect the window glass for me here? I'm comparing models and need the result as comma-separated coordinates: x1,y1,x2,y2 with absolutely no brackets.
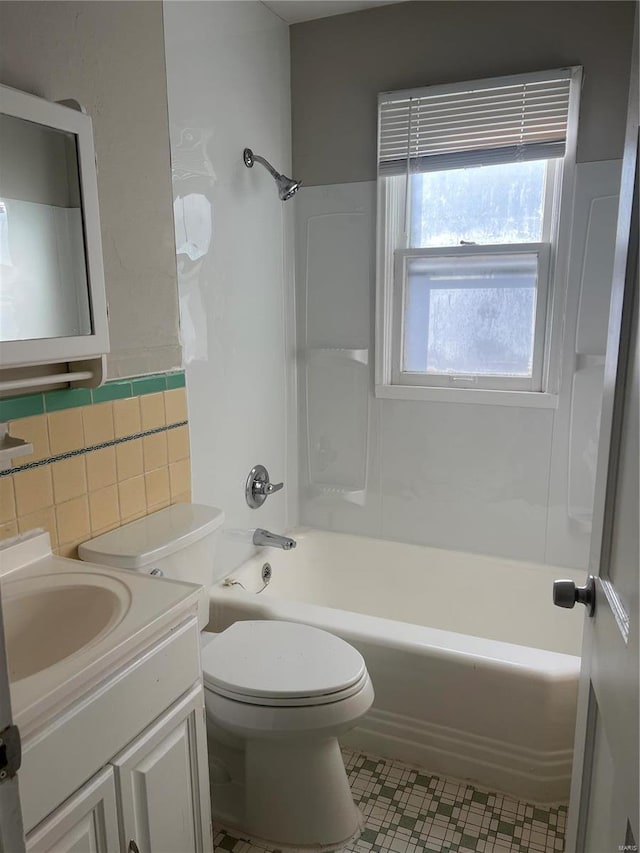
409,160,549,248
402,253,539,376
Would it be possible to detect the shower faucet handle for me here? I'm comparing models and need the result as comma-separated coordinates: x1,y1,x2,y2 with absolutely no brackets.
259,480,283,496
245,464,284,509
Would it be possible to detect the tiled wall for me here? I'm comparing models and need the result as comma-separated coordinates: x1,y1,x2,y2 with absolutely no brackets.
0,373,190,559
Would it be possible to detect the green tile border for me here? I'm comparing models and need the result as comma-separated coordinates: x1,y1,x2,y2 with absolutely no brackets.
0,370,185,422
131,374,167,396
44,388,92,412
165,371,186,389
0,393,45,422
91,380,132,403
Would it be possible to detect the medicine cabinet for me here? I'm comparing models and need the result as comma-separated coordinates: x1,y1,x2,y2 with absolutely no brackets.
0,84,109,394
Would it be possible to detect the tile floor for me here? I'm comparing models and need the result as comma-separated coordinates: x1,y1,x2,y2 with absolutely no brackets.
213,750,567,853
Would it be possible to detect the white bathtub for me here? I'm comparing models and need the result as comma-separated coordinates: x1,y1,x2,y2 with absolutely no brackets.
209,528,586,804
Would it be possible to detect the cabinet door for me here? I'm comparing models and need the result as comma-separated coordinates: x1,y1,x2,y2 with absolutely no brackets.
25,767,119,853
112,683,212,853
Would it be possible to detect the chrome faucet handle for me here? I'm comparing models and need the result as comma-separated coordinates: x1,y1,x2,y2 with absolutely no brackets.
245,464,284,508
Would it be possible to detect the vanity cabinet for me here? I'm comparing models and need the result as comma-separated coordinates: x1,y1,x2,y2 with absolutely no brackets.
19,618,213,853
24,767,120,852
113,684,211,853
24,684,210,853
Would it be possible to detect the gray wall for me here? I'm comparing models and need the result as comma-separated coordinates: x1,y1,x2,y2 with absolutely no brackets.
291,0,635,185
0,1,181,378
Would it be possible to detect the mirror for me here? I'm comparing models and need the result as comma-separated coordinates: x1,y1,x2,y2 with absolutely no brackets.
0,113,92,342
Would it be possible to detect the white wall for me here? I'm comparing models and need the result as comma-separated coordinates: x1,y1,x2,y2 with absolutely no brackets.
163,1,297,575
295,162,621,569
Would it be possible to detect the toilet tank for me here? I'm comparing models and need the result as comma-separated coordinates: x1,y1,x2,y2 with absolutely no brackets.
78,504,225,587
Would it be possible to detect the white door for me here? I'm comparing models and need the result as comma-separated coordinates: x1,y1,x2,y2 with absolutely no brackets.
112,683,213,853
562,23,639,853
25,767,119,853
0,586,25,853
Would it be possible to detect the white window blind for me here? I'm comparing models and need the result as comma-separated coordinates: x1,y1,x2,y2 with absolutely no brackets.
378,69,576,176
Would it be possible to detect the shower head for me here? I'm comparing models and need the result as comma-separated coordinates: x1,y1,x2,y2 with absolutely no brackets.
243,148,301,201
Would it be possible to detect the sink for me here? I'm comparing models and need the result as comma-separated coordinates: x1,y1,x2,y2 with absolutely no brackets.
2,572,131,682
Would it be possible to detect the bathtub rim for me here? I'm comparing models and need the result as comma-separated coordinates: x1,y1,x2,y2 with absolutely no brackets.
209,584,580,682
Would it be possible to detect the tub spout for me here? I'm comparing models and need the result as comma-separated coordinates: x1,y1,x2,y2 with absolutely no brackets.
253,528,297,550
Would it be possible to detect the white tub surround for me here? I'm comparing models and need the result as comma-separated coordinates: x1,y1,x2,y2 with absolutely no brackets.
210,529,585,804
163,1,298,577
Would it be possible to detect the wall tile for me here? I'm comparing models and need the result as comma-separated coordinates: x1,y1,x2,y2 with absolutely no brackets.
13,467,54,516
113,397,142,439
116,439,144,481
92,381,132,403
45,388,92,413
145,467,170,509
1,375,191,556
0,394,44,422
140,392,166,431
56,496,91,546
8,415,50,463
86,447,118,492
164,388,188,424
0,477,16,524
51,457,87,504
89,486,120,535
0,521,18,539
132,375,166,396
167,425,190,462
48,409,85,455
118,476,147,520
82,401,115,446
143,432,168,472
18,507,58,547
166,372,186,389
169,459,191,499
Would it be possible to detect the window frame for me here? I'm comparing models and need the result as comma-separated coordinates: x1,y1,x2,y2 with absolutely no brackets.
374,67,582,409
391,242,552,392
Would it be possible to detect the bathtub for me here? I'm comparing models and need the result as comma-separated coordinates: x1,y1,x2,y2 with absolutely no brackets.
208,528,586,804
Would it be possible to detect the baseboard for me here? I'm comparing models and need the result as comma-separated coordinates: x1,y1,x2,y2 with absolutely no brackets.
342,707,572,805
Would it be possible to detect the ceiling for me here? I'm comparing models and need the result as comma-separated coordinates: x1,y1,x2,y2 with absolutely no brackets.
262,1,406,24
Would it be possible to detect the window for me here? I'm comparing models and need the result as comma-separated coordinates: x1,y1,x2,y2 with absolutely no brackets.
375,67,582,405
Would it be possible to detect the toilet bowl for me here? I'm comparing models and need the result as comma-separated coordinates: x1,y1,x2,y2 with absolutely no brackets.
79,504,374,850
202,620,374,848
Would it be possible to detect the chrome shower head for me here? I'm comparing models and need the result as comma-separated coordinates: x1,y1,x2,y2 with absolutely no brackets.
243,148,301,201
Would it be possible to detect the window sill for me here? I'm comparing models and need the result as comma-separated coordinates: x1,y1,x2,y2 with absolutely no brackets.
375,383,559,409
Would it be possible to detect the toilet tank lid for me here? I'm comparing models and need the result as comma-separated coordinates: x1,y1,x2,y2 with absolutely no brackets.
78,504,224,569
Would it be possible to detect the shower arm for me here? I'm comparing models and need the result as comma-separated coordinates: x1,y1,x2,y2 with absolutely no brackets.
246,151,281,179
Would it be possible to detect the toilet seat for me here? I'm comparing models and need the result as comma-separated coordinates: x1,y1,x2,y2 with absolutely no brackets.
201,620,367,707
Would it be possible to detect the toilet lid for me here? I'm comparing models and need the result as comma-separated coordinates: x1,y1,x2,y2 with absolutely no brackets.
200,621,367,702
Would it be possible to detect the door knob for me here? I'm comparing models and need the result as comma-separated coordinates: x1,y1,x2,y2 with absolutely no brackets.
553,575,596,617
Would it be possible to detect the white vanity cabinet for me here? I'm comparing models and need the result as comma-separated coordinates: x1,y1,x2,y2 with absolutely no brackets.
112,684,211,853
19,618,213,853
25,767,120,853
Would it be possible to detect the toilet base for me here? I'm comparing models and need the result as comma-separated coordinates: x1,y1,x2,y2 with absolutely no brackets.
212,735,364,850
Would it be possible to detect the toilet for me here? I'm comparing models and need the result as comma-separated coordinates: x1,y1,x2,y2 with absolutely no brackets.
79,503,374,850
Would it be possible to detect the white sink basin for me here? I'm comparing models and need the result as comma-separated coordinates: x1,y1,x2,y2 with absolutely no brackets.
3,572,131,682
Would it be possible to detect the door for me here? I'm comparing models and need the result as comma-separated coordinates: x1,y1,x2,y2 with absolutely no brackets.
111,683,213,853
25,767,119,853
562,22,639,853
0,585,25,853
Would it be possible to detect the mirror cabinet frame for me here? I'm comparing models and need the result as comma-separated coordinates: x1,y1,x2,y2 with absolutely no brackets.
0,84,109,371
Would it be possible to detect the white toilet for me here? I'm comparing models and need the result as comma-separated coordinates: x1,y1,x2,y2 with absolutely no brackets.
79,503,374,850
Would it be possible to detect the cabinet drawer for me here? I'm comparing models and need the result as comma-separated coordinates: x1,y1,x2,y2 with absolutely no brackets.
21,618,201,833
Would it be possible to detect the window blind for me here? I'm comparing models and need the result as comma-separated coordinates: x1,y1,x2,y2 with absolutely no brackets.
378,70,576,176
